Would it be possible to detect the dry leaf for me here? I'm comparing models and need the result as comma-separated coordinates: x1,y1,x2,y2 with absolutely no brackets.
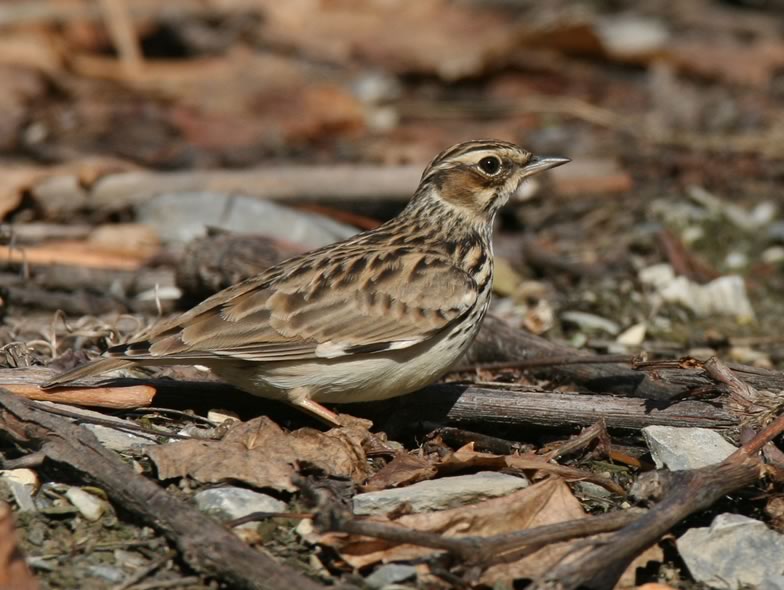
147,416,371,491
363,453,437,492
480,480,588,584
0,502,38,590
320,477,584,569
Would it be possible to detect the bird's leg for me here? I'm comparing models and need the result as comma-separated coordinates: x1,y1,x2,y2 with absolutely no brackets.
288,388,342,428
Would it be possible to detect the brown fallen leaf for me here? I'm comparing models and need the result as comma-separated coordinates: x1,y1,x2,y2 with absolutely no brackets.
362,453,437,492
147,416,371,492
319,477,584,570
0,502,38,590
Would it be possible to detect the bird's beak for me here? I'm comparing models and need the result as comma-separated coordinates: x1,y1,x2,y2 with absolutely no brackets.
522,155,571,176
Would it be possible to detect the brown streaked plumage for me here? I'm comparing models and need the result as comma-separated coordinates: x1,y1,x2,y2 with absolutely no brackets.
43,140,569,426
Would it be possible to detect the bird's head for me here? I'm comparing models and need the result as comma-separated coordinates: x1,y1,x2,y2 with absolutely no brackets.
416,139,569,223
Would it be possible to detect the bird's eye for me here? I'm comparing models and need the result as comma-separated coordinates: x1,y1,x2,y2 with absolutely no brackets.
478,156,502,175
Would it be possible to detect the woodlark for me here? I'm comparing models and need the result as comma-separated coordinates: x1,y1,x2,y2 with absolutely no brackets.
44,140,569,426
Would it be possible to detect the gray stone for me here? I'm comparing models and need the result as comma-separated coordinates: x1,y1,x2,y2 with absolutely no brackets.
642,426,737,471
677,513,784,590
137,192,357,248
364,564,417,589
352,471,528,516
194,486,286,529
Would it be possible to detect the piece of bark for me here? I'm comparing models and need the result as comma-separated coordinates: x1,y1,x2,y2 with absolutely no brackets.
0,383,155,409
0,389,324,590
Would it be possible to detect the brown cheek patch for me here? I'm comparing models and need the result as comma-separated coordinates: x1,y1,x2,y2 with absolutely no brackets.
435,167,499,214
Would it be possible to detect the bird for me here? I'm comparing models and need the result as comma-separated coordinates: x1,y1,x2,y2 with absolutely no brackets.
43,140,569,426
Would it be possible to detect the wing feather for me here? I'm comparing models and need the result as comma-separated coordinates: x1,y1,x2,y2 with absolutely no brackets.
109,248,478,363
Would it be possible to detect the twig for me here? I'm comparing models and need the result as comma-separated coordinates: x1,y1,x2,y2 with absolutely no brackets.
128,577,202,590
0,367,739,431
465,315,681,400
540,421,609,463
425,425,530,455
32,402,192,440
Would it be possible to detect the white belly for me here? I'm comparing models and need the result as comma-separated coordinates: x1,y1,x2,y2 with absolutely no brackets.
211,307,486,405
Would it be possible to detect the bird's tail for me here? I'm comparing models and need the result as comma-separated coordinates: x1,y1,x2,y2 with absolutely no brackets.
41,358,135,389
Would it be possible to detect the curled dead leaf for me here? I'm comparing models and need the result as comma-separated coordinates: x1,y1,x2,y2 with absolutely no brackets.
147,416,371,492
